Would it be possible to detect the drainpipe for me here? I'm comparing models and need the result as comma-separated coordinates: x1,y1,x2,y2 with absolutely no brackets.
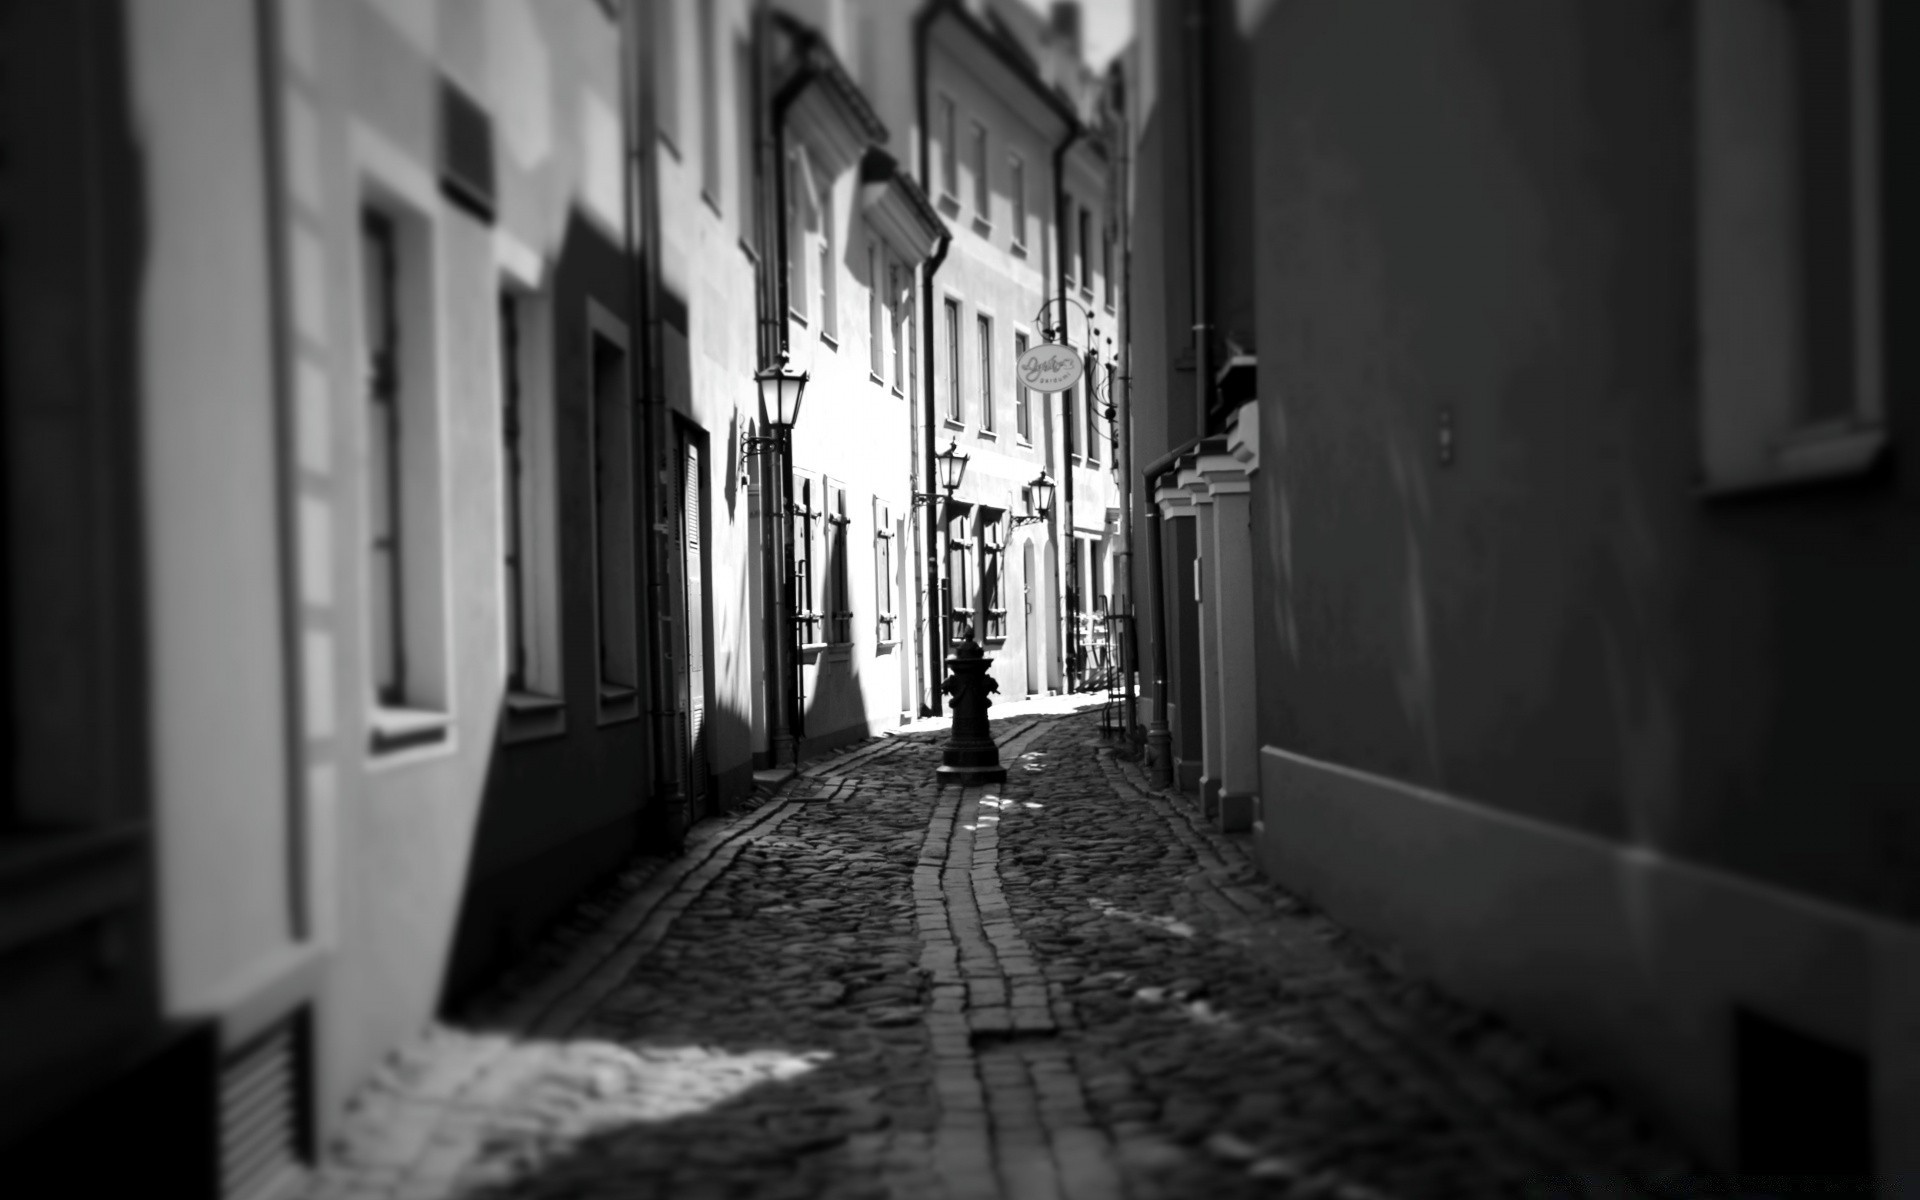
623,0,686,822
1111,67,1138,751
766,45,822,762
915,3,953,716
1186,0,1212,435
1052,122,1082,693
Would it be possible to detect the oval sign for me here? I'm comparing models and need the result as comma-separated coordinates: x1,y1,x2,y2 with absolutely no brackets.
1016,342,1084,393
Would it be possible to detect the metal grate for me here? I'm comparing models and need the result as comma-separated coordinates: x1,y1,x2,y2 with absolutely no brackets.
219,1020,307,1200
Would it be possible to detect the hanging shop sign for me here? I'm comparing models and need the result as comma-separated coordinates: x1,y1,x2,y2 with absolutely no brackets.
1016,342,1084,393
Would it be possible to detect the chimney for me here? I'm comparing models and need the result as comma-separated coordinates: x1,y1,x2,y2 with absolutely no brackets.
1049,2,1082,59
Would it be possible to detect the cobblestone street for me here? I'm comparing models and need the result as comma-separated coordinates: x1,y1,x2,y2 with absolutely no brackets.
300,705,1707,1200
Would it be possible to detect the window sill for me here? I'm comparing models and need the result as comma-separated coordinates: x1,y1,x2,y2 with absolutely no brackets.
370,705,453,755
892,384,905,398
738,237,760,266
869,371,888,388
788,309,808,328
1011,241,1028,259
658,130,681,161
978,427,997,441
597,682,641,726
701,189,722,219
971,215,993,239
1697,424,1890,501
942,417,967,433
937,192,960,217
876,638,899,652
503,689,566,744
826,643,853,664
819,332,838,351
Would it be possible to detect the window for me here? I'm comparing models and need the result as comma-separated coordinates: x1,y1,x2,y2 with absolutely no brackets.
588,310,640,718
827,484,852,644
1696,0,1885,493
698,0,719,205
786,150,809,323
498,281,563,736
654,0,680,150
869,240,886,379
817,176,837,340
970,121,989,219
1009,154,1027,249
1085,360,1100,465
939,95,958,200
1103,225,1115,310
874,498,897,643
944,298,962,422
792,475,822,645
977,314,995,433
734,33,756,243
1078,206,1092,296
982,515,1007,641
1063,194,1076,290
890,264,908,392
1013,331,1031,440
501,293,529,691
946,508,976,643
363,212,405,711
1066,380,1080,461
360,202,450,752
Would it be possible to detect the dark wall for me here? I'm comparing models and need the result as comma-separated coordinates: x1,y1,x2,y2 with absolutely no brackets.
444,210,654,1003
1247,0,1920,918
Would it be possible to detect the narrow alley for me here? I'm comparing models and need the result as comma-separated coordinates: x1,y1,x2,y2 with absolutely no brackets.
300,705,1701,1200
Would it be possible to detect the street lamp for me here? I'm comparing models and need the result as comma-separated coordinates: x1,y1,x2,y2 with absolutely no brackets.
927,438,970,645
750,359,807,765
1011,471,1054,527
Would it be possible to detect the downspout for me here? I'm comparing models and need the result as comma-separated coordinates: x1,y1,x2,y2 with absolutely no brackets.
769,34,819,759
624,0,686,826
1052,123,1082,692
753,0,783,759
1114,70,1139,752
1186,0,1212,434
915,3,951,716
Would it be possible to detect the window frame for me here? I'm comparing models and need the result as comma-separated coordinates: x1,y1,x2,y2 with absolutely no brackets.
697,0,720,208
943,296,964,425
1009,153,1027,252
496,261,566,742
868,238,886,381
354,153,455,761
981,514,1008,642
939,94,959,202
827,482,852,646
586,300,642,724
792,473,824,649
1013,328,1031,441
946,506,977,645
817,171,838,344
1695,0,1887,496
1078,206,1093,298
874,497,897,645
977,312,995,434
970,120,990,225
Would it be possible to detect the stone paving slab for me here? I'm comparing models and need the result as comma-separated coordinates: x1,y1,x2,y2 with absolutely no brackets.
297,704,1723,1200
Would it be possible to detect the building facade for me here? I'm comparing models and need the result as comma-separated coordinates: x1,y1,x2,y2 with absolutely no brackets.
1,1,1118,1194
1127,0,1919,1181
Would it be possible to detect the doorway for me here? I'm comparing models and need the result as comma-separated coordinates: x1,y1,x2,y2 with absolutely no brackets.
1023,541,1041,695
675,427,711,818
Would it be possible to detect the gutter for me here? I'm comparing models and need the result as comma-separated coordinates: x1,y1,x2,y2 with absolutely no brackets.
1052,121,1083,692
914,1,953,716
621,0,685,831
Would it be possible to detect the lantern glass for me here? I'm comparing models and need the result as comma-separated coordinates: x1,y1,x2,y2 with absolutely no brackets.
1028,473,1055,518
935,439,970,492
756,364,808,431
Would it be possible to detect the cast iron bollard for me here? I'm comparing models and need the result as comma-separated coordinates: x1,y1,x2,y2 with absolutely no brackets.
936,636,1008,785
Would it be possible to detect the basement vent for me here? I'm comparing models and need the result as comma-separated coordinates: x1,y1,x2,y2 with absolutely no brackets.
220,1018,309,1200
1734,1005,1873,1178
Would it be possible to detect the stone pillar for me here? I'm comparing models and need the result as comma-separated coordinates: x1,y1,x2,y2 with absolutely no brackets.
1202,457,1257,832
1179,461,1223,818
